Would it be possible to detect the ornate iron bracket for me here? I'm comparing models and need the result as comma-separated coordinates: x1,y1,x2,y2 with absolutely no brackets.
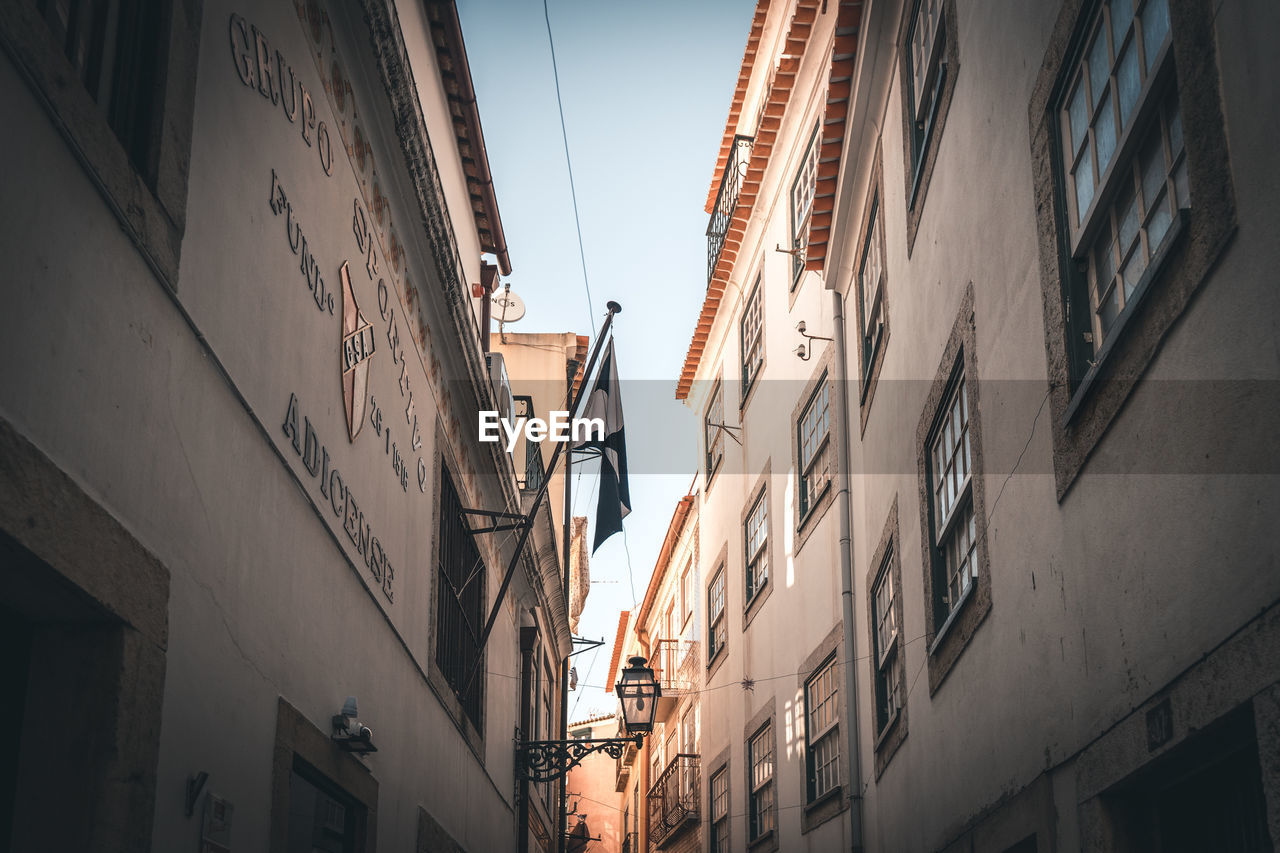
516,734,643,783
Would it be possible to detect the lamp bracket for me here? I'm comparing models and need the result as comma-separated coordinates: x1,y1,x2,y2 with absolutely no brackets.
516,735,643,782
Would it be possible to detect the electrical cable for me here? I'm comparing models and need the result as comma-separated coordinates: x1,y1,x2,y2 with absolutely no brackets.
542,0,597,338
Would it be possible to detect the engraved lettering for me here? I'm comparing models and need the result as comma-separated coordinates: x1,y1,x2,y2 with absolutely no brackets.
229,14,256,87
253,27,278,105
303,417,321,476
277,50,299,123
283,393,301,454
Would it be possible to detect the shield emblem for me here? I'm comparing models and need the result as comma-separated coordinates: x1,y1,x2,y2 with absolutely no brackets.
340,261,374,442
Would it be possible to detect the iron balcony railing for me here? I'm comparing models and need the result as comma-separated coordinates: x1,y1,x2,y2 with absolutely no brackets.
706,135,754,284
650,639,699,693
647,754,700,850
521,437,545,491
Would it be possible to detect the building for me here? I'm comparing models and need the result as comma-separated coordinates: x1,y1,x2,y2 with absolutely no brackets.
567,712,625,853
0,1,579,851
677,0,1280,851
608,495,703,853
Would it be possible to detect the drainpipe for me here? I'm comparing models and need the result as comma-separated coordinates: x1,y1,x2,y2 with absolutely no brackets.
831,288,865,852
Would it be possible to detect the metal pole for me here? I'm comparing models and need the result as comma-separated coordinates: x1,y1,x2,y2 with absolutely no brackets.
557,345,576,853
831,289,865,852
457,302,621,706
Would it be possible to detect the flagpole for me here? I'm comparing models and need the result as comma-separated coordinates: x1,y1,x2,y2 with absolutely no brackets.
457,301,621,705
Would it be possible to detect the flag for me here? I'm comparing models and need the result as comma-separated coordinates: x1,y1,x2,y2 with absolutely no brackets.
575,338,631,552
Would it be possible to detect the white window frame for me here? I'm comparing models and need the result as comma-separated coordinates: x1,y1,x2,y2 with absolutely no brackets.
744,489,769,602
798,376,832,520
708,565,727,660
858,194,886,365
789,125,821,283
872,554,903,732
805,656,841,802
740,276,764,395
704,378,724,478
748,723,775,841
929,371,977,621
710,766,729,853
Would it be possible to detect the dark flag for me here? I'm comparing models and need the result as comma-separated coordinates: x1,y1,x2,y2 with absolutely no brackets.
575,338,631,552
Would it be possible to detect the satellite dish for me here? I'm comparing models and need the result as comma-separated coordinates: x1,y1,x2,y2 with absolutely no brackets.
491,289,526,323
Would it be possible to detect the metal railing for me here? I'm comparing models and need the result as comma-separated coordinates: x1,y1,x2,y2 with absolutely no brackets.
651,639,700,693
647,754,700,849
521,437,545,491
706,135,754,284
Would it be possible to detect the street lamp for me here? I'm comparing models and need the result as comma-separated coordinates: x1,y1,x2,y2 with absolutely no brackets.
515,655,661,782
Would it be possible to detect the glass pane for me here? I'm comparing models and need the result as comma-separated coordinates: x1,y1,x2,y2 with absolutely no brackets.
1096,92,1117,175
1074,142,1095,220
1111,0,1135,46
1121,242,1148,299
1087,29,1110,109
1117,177,1140,253
1067,80,1089,153
1146,193,1172,254
1094,218,1117,288
1141,0,1170,71
1116,42,1140,125
1139,127,1166,209
1168,98,1183,157
1173,156,1188,207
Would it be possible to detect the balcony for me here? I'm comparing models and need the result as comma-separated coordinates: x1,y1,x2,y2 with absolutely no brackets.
705,134,754,284
650,638,699,715
647,754,700,850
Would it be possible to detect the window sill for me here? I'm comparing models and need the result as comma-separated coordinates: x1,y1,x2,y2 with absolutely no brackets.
743,577,770,622
1062,209,1189,428
929,580,974,656
748,829,776,850
796,481,832,532
874,710,902,750
804,784,842,815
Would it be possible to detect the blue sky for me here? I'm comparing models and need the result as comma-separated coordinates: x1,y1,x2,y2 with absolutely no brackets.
457,0,755,716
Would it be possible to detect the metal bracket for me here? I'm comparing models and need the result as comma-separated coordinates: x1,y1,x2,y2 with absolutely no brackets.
460,507,530,535
569,636,606,658
516,734,644,782
706,421,744,446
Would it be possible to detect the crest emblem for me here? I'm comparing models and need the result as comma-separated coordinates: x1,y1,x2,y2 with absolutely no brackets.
340,261,375,441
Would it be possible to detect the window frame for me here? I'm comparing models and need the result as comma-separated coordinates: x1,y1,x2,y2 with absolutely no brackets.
797,375,832,522
871,552,903,736
897,0,960,253
926,366,978,632
0,0,201,289
803,655,841,804
680,561,693,629
1029,0,1236,499
710,765,730,853
704,377,725,483
747,721,776,842
789,124,821,286
432,466,488,735
914,286,992,696
744,487,769,605
707,563,727,664
740,274,765,403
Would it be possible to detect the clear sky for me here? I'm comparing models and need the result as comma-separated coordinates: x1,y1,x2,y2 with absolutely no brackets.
457,0,755,717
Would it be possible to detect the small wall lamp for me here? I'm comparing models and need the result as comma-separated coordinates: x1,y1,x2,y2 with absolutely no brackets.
331,695,378,755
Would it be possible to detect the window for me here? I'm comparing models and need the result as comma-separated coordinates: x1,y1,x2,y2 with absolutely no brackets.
740,276,764,396
928,370,977,625
872,554,904,732
34,0,165,175
906,0,947,193
681,706,695,753
858,195,886,370
705,379,725,478
707,566,727,660
797,377,831,520
287,759,366,853
708,565,726,660
804,656,840,802
710,767,729,853
748,723,775,841
664,598,676,643
681,562,693,627
789,126,821,283
1056,0,1183,378
744,490,769,602
435,469,485,728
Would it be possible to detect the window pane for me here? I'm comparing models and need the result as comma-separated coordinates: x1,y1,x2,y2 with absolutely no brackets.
1116,177,1140,253
1110,0,1134,45
1096,93,1117,176
1141,0,1170,71
1067,81,1089,153
1087,29,1109,110
1074,142,1096,220
1116,42,1140,124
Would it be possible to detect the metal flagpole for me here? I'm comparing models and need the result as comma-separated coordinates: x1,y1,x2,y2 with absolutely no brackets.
456,301,621,705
